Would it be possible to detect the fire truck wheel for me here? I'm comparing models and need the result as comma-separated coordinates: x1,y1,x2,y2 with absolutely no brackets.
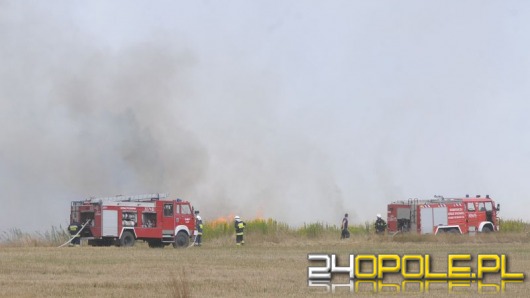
482,225,493,233
173,231,189,248
120,231,135,247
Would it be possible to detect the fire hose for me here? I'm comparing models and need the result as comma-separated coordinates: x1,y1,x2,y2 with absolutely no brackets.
58,220,92,248
186,234,198,249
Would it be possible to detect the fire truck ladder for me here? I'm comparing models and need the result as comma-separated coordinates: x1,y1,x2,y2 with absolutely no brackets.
408,198,418,229
87,193,169,203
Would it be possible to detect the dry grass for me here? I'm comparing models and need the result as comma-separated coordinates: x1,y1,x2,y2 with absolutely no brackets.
167,269,191,298
0,226,70,247
0,236,528,297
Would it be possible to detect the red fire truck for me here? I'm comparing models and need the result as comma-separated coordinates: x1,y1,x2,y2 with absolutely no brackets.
70,193,196,248
387,195,500,235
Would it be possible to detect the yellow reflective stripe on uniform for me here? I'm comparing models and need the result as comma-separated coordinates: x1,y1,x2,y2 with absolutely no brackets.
236,232,244,235
238,223,244,229
199,224,203,229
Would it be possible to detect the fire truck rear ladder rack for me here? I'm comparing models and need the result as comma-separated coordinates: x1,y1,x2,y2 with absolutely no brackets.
408,198,418,227
87,193,169,203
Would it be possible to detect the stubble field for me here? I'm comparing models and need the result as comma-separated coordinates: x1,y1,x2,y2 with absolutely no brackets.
0,234,529,297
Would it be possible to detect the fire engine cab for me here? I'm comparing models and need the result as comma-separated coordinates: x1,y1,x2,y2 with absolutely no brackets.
387,195,500,235
70,193,196,248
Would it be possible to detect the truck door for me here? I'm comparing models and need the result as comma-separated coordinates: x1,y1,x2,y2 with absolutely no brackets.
484,201,494,223
476,201,487,223
162,202,175,235
179,203,194,231
466,202,479,230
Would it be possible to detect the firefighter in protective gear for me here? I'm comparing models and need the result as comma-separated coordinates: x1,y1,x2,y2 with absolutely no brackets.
375,214,387,234
341,213,350,239
195,215,203,246
234,215,246,245
68,221,82,246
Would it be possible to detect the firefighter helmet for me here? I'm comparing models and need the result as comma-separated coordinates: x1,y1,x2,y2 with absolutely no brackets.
234,215,240,220
377,214,381,218
196,215,201,221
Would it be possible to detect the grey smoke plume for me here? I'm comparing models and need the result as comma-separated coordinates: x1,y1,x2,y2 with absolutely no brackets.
0,3,346,231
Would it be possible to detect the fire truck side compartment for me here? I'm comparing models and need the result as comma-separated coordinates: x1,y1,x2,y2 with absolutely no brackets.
102,210,118,237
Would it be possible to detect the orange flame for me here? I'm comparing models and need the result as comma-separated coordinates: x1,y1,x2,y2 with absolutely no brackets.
209,213,234,227
208,210,265,227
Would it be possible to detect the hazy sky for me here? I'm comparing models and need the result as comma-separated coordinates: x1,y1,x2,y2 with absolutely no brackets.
1,1,529,232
